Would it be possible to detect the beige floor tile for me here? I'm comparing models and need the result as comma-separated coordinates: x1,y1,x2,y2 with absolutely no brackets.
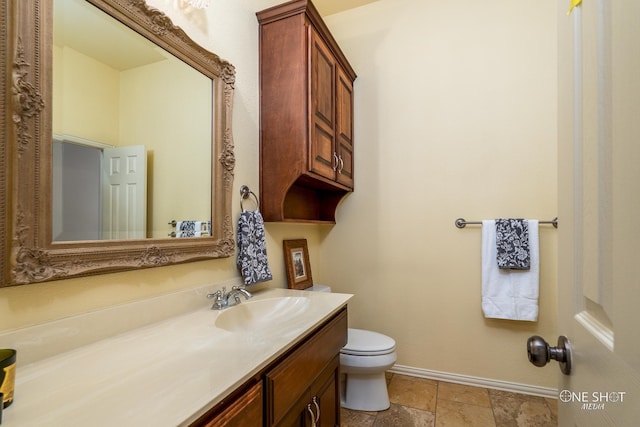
438,382,491,407
341,378,557,427
388,374,438,412
435,399,497,427
341,407,377,427
491,395,557,427
373,403,435,427
544,398,558,419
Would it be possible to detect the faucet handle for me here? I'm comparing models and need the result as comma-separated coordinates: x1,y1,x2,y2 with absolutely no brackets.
207,288,227,310
232,285,253,299
207,287,225,299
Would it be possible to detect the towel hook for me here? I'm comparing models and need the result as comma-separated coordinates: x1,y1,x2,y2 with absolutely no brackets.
240,185,259,211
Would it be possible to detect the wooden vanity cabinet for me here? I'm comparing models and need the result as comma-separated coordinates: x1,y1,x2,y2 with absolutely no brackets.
265,308,347,426
257,0,356,223
189,307,347,427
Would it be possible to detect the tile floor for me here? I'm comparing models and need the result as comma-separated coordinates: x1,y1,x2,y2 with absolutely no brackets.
340,373,558,427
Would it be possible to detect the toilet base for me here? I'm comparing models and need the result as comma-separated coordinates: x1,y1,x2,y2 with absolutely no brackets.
341,372,390,411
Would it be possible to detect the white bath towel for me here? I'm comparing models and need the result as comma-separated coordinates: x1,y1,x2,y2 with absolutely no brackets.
482,219,539,321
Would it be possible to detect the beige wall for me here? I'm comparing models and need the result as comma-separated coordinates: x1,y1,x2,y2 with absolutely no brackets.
0,0,289,329
119,58,212,237
1,0,558,390
52,44,214,237
52,45,120,143
320,0,558,388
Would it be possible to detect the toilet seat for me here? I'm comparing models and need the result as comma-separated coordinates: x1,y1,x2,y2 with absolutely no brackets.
341,328,396,356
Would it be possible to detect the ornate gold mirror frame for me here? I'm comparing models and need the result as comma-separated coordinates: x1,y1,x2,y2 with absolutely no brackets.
1,0,236,286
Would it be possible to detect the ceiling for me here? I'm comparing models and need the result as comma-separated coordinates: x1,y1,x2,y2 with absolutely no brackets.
54,0,167,71
313,0,379,16
53,0,379,72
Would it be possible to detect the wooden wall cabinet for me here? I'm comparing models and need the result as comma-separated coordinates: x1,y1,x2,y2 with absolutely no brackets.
257,0,356,223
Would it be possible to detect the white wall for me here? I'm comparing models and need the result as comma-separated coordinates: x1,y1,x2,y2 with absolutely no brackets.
320,0,558,388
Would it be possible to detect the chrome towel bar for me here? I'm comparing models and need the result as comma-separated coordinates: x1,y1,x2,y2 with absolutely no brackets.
455,217,558,229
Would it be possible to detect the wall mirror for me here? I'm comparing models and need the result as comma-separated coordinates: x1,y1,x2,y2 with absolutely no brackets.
1,0,236,286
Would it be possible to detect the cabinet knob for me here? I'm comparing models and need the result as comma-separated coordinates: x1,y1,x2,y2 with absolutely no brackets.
332,153,339,171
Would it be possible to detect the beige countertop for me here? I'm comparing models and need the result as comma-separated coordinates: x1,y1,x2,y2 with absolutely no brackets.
2,288,352,426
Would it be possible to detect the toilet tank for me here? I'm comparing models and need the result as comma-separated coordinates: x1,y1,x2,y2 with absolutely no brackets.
307,284,331,293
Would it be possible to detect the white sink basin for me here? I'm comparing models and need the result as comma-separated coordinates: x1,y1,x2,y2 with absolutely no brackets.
215,296,311,332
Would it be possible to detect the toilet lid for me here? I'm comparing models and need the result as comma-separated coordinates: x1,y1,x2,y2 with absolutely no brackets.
341,328,396,356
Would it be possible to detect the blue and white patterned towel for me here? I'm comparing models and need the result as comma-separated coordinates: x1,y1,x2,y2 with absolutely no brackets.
237,210,272,285
495,219,530,270
177,220,200,232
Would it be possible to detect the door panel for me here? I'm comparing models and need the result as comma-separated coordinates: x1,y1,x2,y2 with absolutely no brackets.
557,0,640,424
52,141,102,241
310,29,336,180
102,145,147,239
336,67,354,188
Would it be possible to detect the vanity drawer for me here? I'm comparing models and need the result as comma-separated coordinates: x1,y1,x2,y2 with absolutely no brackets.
191,380,262,427
264,308,347,426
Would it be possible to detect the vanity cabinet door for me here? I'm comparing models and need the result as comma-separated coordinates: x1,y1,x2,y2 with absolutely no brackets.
265,309,347,427
279,357,340,427
309,356,340,427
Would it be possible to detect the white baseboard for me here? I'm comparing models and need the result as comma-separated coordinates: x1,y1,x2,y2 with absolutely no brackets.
389,364,558,399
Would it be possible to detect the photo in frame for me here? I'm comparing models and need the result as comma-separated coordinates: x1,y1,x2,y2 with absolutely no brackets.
283,239,313,290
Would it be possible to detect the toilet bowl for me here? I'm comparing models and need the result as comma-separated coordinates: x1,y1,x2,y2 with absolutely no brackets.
306,285,397,411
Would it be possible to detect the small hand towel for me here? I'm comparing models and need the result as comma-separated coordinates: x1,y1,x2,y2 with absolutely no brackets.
237,210,272,285
495,218,530,270
176,231,205,238
482,220,539,321
176,221,201,232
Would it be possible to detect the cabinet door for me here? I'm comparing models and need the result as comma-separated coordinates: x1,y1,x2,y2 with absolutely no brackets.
311,356,341,427
309,28,337,181
276,392,310,427
276,358,340,427
335,66,354,189
265,309,347,426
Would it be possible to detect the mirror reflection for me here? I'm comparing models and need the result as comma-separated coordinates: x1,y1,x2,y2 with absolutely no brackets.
52,0,212,241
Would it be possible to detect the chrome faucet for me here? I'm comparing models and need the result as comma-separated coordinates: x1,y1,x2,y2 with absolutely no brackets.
207,286,253,310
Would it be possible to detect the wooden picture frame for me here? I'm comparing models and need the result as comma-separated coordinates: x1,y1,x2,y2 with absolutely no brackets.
283,239,313,290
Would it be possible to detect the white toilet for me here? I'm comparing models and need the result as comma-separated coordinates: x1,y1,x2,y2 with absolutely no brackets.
307,285,397,411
